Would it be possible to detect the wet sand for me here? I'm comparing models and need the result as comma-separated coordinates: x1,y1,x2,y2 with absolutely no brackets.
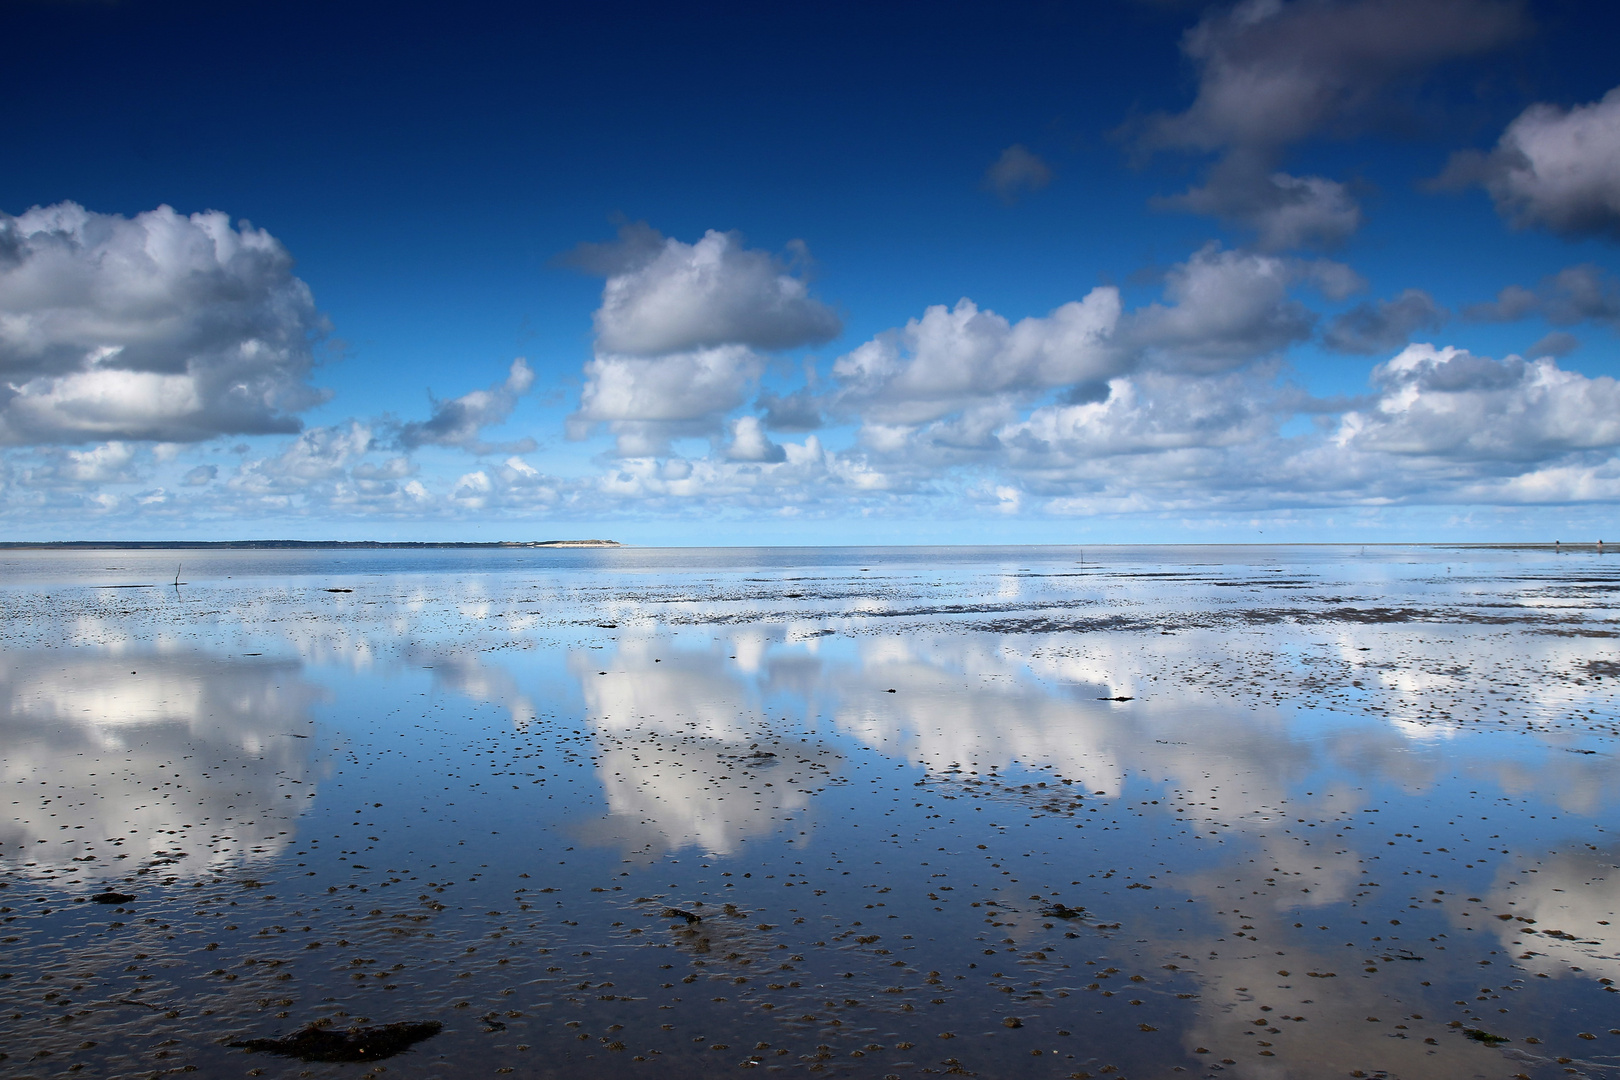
1,544,1616,1079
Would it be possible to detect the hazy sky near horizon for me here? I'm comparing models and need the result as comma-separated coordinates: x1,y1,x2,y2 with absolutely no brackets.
3,0,1619,543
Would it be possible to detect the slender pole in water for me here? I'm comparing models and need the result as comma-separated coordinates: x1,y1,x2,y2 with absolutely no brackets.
174,563,182,588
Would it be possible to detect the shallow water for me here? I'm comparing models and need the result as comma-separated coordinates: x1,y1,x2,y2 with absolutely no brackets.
1,544,1618,1080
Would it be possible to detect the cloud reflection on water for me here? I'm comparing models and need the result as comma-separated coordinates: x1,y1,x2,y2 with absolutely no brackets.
0,648,323,879
536,623,1617,1071
1482,845,1620,983
2,548,1615,1077
540,623,1620,916
570,638,840,857
405,644,538,728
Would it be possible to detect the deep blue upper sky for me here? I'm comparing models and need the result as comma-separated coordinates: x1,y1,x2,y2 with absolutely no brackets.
2,0,1619,542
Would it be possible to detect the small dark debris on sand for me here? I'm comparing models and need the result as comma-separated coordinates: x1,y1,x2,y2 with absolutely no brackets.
323,587,353,593
1041,903,1086,920
90,891,135,904
231,1021,442,1062
663,907,702,924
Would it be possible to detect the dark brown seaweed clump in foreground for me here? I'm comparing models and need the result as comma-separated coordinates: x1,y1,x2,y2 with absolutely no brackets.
230,1020,442,1062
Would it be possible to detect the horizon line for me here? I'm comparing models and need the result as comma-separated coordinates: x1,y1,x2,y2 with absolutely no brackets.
0,539,1609,551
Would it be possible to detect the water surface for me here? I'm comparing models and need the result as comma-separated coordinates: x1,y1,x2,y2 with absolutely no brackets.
2,545,1618,1079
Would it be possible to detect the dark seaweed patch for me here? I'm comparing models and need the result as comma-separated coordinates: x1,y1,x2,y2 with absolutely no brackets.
231,1020,442,1062
1463,1028,1507,1045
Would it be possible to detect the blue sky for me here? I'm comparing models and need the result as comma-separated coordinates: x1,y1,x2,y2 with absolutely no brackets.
2,0,1619,543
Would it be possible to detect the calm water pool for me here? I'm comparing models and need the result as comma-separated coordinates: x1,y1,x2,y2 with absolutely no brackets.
1,545,1617,1079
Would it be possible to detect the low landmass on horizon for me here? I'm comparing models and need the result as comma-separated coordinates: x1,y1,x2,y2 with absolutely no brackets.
0,539,622,550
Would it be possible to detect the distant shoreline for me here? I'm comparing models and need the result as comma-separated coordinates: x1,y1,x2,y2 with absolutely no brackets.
0,540,1604,552
0,539,622,550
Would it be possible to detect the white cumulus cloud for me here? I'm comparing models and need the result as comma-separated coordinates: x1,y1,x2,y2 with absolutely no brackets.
582,225,841,356
569,226,842,457
725,415,786,463
1334,343,1620,461
819,245,1354,472
1439,86,1620,240
18,441,146,492
396,358,536,454
1125,244,1340,370
573,345,765,456
228,422,383,507
0,202,328,445
831,288,1124,426
223,421,437,517
1000,369,1280,466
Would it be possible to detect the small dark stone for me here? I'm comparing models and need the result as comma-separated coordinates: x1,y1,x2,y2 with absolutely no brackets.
90,892,135,905
231,1021,442,1062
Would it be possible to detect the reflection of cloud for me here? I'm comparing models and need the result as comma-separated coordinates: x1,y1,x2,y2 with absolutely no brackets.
0,648,322,880
1480,844,1620,981
406,645,536,728
831,635,1125,794
827,634,1388,909
1174,940,1509,1076
570,639,839,856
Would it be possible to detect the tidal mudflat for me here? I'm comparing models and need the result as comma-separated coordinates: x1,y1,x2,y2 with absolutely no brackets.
1,544,1617,1080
